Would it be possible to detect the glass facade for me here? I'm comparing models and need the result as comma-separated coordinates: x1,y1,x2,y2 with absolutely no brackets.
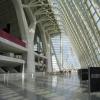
50,33,80,72
48,0,100,68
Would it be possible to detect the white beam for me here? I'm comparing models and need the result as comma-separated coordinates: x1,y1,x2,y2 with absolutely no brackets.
29,3,49,7
23,4,49,8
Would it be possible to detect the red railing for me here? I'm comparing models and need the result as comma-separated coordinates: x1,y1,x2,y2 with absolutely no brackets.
0,29,26,47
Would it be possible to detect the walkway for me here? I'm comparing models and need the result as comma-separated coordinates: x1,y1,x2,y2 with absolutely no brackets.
0,72,99,100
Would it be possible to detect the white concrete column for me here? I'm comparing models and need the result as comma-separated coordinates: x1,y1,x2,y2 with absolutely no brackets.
27,9,36,76
27,27,36,75
12,0,36,76
47,35,53,72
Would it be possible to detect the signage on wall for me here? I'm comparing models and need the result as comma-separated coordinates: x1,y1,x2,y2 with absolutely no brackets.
88,67,100,92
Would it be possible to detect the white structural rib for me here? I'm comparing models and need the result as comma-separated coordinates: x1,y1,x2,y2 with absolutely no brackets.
34,52,47,59
0,55,25,64
0,37,27,52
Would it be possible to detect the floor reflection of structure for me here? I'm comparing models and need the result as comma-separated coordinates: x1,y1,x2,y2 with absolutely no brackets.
0,72,100,100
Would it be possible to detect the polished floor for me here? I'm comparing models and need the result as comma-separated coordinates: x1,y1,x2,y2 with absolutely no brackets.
0,72,100,100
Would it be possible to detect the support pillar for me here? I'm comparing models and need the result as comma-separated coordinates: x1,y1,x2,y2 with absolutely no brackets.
47,35,53,73
12,0,36,77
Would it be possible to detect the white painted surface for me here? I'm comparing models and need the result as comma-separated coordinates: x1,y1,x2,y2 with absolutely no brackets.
0,37,27,52
0,55,25,64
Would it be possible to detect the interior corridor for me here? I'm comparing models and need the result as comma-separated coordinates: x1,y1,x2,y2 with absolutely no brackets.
0,0,100,99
